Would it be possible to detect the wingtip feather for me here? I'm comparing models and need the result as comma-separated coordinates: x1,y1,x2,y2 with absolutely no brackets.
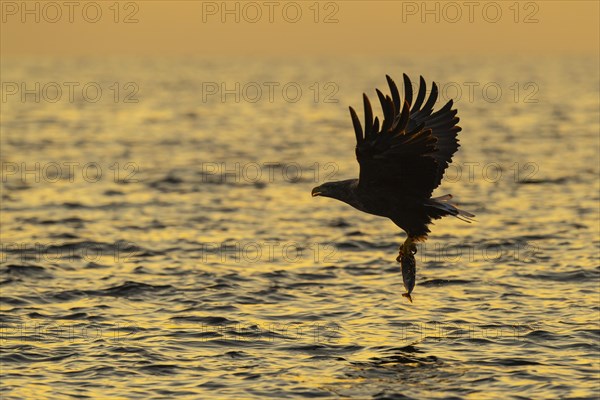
349,106,363,143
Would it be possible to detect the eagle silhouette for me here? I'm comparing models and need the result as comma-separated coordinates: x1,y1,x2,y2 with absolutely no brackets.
311,74,474,302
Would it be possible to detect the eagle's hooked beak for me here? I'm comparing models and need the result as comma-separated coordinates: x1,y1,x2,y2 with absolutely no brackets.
311,186,322,197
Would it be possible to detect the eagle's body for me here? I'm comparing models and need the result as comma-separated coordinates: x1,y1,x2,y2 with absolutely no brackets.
312,74,474,301
314,178,459,238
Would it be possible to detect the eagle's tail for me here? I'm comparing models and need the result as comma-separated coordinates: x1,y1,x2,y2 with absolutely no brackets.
427,194,475,223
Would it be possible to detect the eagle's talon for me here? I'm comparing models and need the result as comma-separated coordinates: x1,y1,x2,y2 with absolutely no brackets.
411,244,417,255
398,239,417,258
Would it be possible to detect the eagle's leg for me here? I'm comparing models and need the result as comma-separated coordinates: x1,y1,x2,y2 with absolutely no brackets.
397,237,417,303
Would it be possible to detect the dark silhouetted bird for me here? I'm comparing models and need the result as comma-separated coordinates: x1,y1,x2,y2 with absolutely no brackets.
311,74,474,302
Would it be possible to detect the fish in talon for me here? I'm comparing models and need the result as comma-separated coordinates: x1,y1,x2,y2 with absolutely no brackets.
398,240,417,302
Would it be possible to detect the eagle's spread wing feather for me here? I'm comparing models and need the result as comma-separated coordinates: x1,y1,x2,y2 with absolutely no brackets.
351,74,461,198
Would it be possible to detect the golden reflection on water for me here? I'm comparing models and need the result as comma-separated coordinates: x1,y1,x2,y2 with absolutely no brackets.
1,55,599,398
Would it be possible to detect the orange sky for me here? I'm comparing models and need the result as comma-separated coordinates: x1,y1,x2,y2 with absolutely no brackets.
1,1,598,56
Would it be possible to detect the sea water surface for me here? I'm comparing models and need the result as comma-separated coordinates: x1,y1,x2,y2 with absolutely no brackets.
1,56,599,399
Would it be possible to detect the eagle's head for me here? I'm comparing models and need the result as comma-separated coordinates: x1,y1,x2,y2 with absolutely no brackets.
311,179,359,206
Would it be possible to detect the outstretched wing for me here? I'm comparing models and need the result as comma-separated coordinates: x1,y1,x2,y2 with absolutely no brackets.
350,74,461,198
